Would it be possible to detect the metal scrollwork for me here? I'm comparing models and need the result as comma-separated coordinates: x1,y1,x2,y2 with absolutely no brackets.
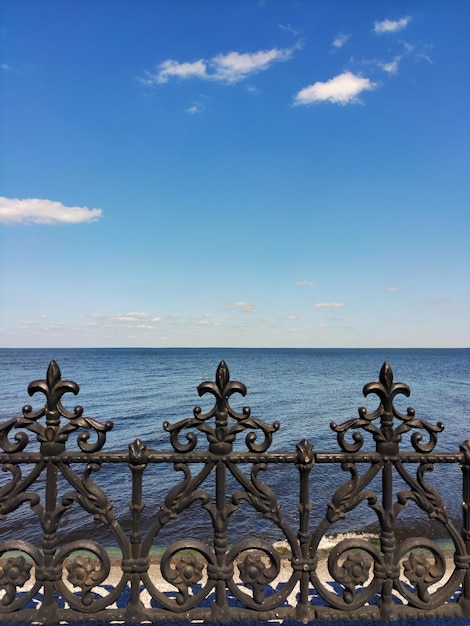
231,541,280,603
0,361,113,453
61,463,116,527
54,540,126,612
0,541,43,612
325,462,380,525
331,362,444,453
395,462,452,526
1,359,468,623
0,463,42,517
0,418,29,453
144,540,216,611
394,538,464,609
163,361,279,454
227,539,298,611
0,554,32,605
312,539,383,610
231,463,283,525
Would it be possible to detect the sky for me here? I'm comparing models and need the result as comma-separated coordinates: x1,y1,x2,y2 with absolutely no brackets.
0,1,469,348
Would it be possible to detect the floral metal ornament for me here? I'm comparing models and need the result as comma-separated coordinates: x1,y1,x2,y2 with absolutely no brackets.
164,554,204,605
157,541,216,611
0,360,113,453
403,551,443,603
163,361,279,453
238,552,275,604
331,361,444,453
66,555,107,606
0,555,32,606
393,538,461,610
314,539,383,610
333,551,372,604
227,540,286,611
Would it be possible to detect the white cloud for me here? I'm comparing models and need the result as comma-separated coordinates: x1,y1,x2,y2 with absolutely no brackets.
373,17,411,34
94,312,154,327
416,49,433,64
144,44,298,86
0,197,102,225
387,287,404,292
315,303,345,308
379,59,400,74
378,43,414,74
296,280,316,287
114,313,147,322
151,59,208,84
227,301,259,313
294,71,377,106
186,104,203,115
211,48,294,83
287,315,297,320
278,24,302,38
332,32,350,48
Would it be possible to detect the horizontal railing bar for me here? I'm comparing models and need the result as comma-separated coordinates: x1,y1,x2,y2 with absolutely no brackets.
0,450,464,464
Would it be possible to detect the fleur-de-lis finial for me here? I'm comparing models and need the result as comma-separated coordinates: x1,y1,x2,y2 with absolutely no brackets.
1,361,114,453
331,362,444,454
164,362,279,454
24,360,81,426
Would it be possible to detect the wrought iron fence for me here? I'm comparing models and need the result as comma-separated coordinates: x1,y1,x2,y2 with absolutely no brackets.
1,359,470,623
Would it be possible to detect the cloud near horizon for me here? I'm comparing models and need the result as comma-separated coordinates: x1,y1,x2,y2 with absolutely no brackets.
143,43,299,86
227,301,259,313
315,303,345,308
294,71,377,105
0,197,103,225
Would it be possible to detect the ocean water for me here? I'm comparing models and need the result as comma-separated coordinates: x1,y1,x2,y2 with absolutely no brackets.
0,348,469,549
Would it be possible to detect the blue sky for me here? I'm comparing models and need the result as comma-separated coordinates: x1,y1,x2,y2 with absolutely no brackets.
0,1,469,348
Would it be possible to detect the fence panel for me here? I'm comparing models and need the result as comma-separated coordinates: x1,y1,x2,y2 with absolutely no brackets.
1,360,469,623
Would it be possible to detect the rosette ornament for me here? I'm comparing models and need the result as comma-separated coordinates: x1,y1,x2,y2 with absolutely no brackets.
164,361,279,454
0,555,32,606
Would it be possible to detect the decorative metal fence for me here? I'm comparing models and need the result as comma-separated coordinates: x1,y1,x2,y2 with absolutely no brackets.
1,359,470,624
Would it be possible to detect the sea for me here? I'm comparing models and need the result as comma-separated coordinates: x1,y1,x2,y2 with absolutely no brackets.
1,348,469,551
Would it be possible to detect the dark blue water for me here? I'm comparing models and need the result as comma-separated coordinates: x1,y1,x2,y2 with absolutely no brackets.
1,348,469,548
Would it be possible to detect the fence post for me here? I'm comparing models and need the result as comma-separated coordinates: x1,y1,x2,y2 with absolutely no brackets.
36,460,60,621
377,457,398,621
210,459,231,622
371,363,400,621
460,440,470,615
295,439,315,623
32,364,68,622
125,438,148,620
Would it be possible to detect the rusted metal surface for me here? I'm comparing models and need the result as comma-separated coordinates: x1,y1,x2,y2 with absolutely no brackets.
0,360,469,623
